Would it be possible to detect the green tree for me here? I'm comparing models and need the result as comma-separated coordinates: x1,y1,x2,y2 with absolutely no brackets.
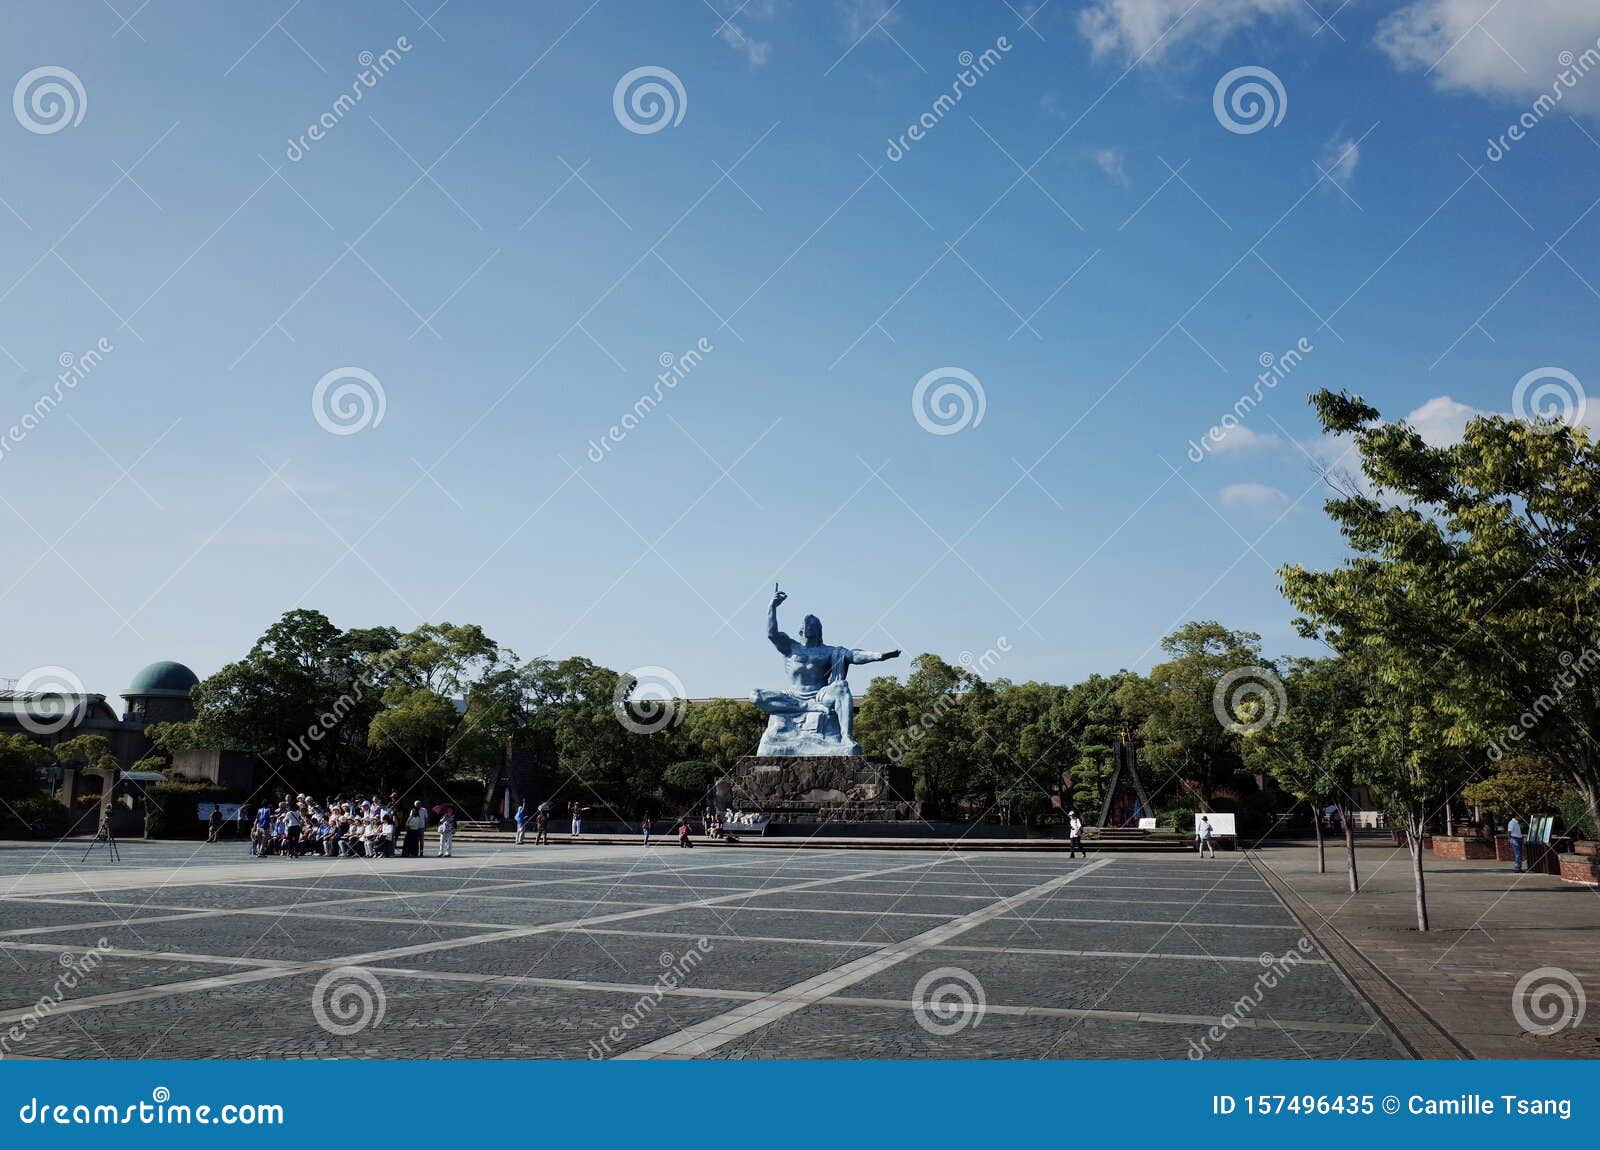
1241,656,1364,888
1122,621,1267,805
0,733,53,801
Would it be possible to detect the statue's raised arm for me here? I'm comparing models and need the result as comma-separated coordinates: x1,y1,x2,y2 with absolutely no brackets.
766,587,793,656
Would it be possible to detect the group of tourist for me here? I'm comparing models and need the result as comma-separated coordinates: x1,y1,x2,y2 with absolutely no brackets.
247,793,458,859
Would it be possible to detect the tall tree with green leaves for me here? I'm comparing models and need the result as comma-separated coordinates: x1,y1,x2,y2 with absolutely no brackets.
1240,656,1364,889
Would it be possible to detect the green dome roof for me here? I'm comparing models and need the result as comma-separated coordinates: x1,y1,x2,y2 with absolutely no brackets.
124,660,198,698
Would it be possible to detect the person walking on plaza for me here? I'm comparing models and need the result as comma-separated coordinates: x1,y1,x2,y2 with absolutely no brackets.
1197,815,1215,859
641,815,652,847
515,800,528,845
437,807,456,858
207,806,222,843
1507,814,1525,873
1068,811,1084,859
569,800,584,839
534,805,550,845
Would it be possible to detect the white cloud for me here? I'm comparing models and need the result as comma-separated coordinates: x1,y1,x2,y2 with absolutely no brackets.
1209,423,1281,455
1077,0,1302,63
714,0,776,67
838,0,900,43
1320,134,1359,188
1405,394,1484,446
718,23,772,66
1094,147,1131,185
1376,1,1600,114
1221,481,1292,516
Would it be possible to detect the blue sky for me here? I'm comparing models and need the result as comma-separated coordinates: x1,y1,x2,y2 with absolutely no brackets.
2,0,1598,702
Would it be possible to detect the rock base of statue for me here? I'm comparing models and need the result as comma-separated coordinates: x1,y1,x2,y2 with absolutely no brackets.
720,756,918,824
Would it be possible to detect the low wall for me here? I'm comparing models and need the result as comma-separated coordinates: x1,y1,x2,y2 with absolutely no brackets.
1432,834,1495,861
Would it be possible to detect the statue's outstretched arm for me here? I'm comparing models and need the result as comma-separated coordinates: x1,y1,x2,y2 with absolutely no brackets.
849,647,902,665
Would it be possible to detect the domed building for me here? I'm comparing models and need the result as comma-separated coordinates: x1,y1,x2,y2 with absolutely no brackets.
121,660,200,726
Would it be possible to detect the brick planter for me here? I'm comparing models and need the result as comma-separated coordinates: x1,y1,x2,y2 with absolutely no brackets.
1572,840,1599,857
1432,834,1496,861
1559,854,1600,885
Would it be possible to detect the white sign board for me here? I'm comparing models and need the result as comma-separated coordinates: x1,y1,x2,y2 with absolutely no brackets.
1194,813,1237,837
197,802,244,821
1137,818,1157,830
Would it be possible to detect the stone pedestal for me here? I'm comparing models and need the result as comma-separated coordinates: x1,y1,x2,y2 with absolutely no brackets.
721,756,916,823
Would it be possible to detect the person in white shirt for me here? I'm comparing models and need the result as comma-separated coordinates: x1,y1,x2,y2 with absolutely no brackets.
1507,815,1525,873
1068,811,1085,859
1197,815,1215,859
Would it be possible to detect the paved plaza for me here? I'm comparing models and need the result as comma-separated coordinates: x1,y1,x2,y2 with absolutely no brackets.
0,839,1406,1060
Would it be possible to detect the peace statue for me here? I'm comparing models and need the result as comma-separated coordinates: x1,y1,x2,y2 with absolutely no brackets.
749,586,900,756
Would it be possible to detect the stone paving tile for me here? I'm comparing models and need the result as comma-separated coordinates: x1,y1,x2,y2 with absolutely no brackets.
86,883,370,910
6,971,737,1060
394,930,880,992
609,905,942,944
844,950,1373,1026
0,898,180,932
26,915,487,963
723,891,992,916
250,871,502,893
0,950,245,1012
954,917,1309,955
324,894,657,926
703,1004,1399,1060
1013,901,1297,926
